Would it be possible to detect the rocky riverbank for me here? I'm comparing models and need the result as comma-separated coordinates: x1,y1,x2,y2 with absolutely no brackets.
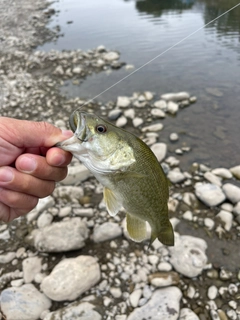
0,1,240,320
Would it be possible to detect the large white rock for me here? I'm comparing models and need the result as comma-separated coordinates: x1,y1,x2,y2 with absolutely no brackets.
222,183,240,204
204,172,222,187
61,165,91,184
230,165,240,180
127,287,182,320
161,92,190,101
168,170,186,184
167,101,179,115
0,284,51,320
169,235,208,278
29,218,89,252
41,256,101,301
151,143,167,162
103,51,119,61
211,168,232,179
44,302,102,320
195,183,226,207
93,222,122,242
153,99,167,110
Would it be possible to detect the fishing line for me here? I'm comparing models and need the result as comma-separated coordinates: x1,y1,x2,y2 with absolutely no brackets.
79,2,240,108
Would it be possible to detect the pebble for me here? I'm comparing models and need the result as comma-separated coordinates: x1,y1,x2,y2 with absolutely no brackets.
211,168,232,179
144,91,154,100
216,210,233,231
0,284,51,320
27,196,55,221
233,202,240,215
124,108,135,119
222,183,240,204
132,117,143,127
116,115,127,127
179,308,200,320
108,109,122,120
116,96,131,108
129,289,142,307
208,285,218,300
61,165,91,184
153,99,167,110
161,92,190,101
204,172,222,187
93,222,122,242
195,183,226,207
0,252,16,264
230,165,240,180
44,301,102,320
220,203,233,212
167,101,179,114
183,210,193,221
110,287,122,298
168,170,186,184
169,235,208,278
29,218,89,252
72,66,82,74
37,212,53,228
58,206,72,217
103,51,119,61
151,108,165,118
149,272,179,287
158,262,172,271
151,143,167,162
142,123,163,132
165,156,180,167
22,256,42,283
127,287,182,320
204,218,215,230
182,192,198,208
41,256,101,301
170,133,179,142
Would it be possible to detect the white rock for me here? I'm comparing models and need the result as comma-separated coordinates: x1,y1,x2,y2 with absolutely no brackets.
149,272,179,287
230,165,240,180
0,252,16,264
54,186,84,201
170,133,179,142
129,289,142,308
0,284,51,320
158,262,172,272
179,308,200,320
144,91,154,100
54,65,64,75
168,170,186,184
222,183,240,204
27,196,55,222
142,123,163,132
167,101,179,114
103,51,119,61
208,285,218,300
23,256,42,283
44,302,102,320
204,218,215,230
72,66,82,74
195,183,226,207
61,165,90,184
151,143,167,162
165,156,180,167
233,202,240,215
116,116,127,127
183,211,193,221
58,206,72,217
93,222,122,242
124,108,135,119
169,235,208,278
151,108,165,118
133,117,143,127
116,96,131,108
153,100,167,110
182,192,198,208
212,168,232,179
97,45,106,52
204,172,222,187
216,210,233,231
161,92,190,101
110,287,122,298
41,256,101,301
127,287,182,320
221,203,233,212
30,218,89,252
37,212,53,228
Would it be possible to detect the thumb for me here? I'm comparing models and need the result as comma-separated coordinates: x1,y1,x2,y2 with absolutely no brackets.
0,117,73,148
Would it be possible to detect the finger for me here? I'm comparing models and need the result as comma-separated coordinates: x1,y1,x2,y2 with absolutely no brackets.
0,167,56,198
46,147,73,167
15,153,69,182
0,189,39,222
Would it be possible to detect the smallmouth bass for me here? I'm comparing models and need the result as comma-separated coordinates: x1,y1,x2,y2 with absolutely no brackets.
57,110,174,246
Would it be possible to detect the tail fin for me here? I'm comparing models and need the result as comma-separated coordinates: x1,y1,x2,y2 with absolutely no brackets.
158,220,174,246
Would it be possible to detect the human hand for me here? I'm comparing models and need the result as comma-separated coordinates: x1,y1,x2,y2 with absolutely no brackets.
0,117,73,222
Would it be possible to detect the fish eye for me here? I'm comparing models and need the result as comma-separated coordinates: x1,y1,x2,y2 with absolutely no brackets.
96,124,107,134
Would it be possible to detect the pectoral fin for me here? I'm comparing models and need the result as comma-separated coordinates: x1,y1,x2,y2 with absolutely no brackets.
103,187,122,216
126,213,147,242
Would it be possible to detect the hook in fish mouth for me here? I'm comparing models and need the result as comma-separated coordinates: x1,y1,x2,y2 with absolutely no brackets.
69,111,88,142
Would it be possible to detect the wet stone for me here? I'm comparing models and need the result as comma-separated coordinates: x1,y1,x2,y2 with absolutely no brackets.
222,183,240,204
195,183,226,207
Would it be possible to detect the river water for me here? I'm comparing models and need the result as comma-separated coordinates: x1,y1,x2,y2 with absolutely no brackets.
39,0,240,170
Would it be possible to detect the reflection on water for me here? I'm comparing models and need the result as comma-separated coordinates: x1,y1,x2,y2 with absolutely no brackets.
39,0,240,169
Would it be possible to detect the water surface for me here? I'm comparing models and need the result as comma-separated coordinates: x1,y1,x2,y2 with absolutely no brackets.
39,0,240,169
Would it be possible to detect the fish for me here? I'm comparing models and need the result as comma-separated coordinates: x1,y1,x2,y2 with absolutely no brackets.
57,110,174,246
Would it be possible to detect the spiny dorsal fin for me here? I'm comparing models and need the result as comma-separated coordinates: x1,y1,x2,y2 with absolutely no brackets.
126,213,147,242
103,187,122,216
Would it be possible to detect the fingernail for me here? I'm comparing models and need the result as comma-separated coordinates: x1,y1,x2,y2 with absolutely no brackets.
0,167,14,182
18,156,37,173
61,129,73,137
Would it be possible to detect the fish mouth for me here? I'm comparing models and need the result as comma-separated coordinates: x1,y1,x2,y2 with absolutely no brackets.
69,111,87,142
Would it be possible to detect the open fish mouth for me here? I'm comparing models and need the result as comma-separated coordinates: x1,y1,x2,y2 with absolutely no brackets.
69,111,87,142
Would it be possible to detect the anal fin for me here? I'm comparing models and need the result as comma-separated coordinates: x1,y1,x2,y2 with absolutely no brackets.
103,187,122,216
126,213,147,242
